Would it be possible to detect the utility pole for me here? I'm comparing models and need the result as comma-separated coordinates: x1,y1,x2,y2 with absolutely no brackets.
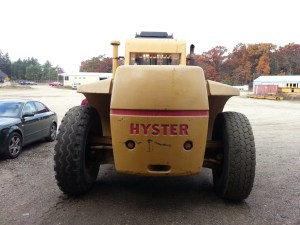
252,73,255,92
49,68,51,82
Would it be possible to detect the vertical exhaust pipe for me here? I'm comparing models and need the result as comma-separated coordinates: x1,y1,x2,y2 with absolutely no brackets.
189,44,195,66
111,41,120,78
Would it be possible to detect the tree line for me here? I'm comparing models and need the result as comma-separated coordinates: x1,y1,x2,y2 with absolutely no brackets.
194,43,300,85
0,50,64,82
3,42,299,84
80,43,300,85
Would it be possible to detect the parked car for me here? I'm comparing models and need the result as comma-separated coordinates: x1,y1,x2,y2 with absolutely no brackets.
0,99,58,159
27,81,37,85
19,81,37,85
48,81,62,87
71,83,81,90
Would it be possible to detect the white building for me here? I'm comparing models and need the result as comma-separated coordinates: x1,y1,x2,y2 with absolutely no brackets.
58,72,112,87
253,75,300,94
254,75,300,87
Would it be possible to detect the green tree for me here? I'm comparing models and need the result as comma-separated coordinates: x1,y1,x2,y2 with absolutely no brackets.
12,59,27,80
269,54,280,75
25,64,42,81
0,50,12,77
42,60,57,81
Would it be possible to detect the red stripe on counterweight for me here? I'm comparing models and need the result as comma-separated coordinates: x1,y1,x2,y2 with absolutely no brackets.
110,109,208,117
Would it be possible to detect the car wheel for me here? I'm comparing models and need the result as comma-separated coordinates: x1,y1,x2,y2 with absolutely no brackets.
212,112,256,201
54,106,101,195
46,123,57,142
5,132,23,159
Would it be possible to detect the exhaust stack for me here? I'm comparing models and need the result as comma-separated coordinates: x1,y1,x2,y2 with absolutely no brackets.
111,41,120,78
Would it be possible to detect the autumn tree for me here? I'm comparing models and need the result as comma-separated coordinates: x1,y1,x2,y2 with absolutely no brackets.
80,55,113,72
274,43,300,74
246,43,276,78
199,46,228,81
225,43,251,85
193,54,203,67
256,55,270,75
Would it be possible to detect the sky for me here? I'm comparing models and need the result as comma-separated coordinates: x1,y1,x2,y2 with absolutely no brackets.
1,0,300,72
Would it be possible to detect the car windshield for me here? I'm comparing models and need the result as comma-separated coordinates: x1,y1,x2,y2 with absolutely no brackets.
0,102,22,117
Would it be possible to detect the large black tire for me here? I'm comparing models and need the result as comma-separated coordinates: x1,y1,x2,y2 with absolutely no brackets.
212,112,256,201
54,106,101,195
4,132,23,159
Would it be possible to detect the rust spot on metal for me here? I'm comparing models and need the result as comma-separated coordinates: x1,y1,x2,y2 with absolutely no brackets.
117,117,124,122
146,139,171,152
153,141,171,147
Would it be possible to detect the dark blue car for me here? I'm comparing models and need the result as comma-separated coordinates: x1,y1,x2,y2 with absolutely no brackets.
0,99,57,159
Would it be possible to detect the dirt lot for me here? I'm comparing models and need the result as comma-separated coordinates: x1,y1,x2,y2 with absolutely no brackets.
0,85,299,225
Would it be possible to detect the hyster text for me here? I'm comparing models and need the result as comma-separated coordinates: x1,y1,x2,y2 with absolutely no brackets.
130,123,188,136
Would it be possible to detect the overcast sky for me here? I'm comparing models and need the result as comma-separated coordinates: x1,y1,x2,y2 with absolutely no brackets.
1,0,299,72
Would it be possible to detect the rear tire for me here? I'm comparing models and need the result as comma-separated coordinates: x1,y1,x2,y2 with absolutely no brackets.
46,123,57,142
212,112,256,201
54,106,101,195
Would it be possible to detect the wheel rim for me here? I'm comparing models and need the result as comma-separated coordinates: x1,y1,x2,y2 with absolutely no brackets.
50,125,57,140
9,136,21,156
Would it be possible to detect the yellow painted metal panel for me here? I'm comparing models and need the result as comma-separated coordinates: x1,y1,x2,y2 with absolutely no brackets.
280,88,300,93
207,80,240,96
111,65,208,110
110,115,208,176
77,78,113,94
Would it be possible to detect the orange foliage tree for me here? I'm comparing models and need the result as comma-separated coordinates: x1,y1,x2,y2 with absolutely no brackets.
198,46,228,82
80,55,113,72
246,43,276,78
256,55,270,75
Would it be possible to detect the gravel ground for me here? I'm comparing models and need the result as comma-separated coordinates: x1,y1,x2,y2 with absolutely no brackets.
0,85,299,225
